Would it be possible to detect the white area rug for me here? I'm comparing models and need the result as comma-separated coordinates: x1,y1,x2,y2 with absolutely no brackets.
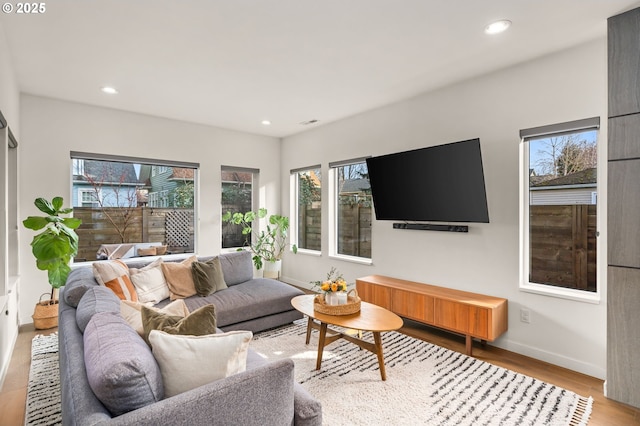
251,320,593,426
25,333,61,426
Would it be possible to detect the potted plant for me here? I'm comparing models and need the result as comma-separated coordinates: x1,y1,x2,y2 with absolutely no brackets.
23,196,82,329
222,208,297,278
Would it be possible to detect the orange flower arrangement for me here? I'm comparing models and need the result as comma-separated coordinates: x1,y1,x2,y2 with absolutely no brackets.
312,267,348,293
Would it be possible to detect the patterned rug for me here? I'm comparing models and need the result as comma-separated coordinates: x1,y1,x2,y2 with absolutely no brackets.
25,333,61,426
251,320,593,426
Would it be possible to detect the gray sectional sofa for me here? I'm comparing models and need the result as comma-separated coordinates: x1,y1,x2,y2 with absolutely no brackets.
58,250,322,425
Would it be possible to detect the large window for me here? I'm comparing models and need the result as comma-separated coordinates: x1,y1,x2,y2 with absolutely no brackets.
70,152,198,261
221,166,258,249
329,158,372,261
520,118,600,299
291,166,322,252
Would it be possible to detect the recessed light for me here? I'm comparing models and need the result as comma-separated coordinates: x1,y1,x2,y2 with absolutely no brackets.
485,20,511,35
101,86,118,95
261,120,271,126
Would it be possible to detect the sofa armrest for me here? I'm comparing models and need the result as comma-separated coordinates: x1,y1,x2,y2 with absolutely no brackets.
109,359,295,426
293,383,323,426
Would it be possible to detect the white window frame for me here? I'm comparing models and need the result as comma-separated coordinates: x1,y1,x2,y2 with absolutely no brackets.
519,117,601,303
78,188,100,207
290,165,322,256
328,158,372,265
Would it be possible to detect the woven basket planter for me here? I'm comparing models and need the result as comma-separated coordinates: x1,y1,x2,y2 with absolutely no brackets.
32,293,59,330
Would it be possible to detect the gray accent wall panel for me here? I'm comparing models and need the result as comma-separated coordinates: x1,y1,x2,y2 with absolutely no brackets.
608,8,640,118
608,160,640,268
607,266,640,408
609,115,640,161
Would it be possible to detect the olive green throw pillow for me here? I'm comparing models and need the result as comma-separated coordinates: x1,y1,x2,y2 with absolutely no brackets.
141,304,217,344
191,257,228,297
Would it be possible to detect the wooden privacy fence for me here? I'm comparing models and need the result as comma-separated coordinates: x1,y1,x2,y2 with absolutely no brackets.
74,207,194,261
529,204,597,292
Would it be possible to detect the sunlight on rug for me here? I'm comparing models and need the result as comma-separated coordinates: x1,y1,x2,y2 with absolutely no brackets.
25,333,61,426
251,320,593,426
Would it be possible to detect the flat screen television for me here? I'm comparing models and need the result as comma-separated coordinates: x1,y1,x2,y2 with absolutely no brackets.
366,138,489,223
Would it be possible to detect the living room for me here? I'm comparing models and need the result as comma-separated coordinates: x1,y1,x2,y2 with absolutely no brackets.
1,1,640,425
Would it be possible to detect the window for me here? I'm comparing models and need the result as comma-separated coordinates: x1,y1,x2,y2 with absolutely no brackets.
291,166,322,252
78,188,100,207
520,117,600,300
221,166,258,249
71,152,198,261
329,158,372,262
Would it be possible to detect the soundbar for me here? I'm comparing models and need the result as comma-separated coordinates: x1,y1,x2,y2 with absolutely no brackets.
392,223,469,233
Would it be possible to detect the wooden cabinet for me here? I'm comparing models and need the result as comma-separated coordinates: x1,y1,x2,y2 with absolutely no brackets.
356,275,507,356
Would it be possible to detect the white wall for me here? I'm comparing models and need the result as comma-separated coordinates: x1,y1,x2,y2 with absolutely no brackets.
281,38,608,378
18,95,281,324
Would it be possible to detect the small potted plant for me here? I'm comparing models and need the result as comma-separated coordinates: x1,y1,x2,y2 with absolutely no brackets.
222,208,297,278
23,196,82,329
311,267,348,305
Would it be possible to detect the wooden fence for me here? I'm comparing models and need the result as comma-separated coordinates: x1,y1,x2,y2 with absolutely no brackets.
74,207,194,261
529,204,597,292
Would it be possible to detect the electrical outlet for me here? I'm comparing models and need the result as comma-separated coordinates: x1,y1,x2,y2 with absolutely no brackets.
520,308,531,324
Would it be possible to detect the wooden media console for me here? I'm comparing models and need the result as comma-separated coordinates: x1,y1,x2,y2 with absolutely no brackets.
356,275,508,356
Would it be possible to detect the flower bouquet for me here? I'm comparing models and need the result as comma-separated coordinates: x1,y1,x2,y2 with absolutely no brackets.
311,267,348,305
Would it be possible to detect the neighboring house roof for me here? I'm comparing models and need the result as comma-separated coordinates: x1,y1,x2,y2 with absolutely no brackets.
221,170,252,184
74,160,142,186
531,168,596,189
340,178,370,194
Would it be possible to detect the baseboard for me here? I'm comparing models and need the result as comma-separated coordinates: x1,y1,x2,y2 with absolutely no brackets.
493,339,605,380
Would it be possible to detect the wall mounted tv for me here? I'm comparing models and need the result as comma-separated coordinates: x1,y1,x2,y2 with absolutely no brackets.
366,138,489,227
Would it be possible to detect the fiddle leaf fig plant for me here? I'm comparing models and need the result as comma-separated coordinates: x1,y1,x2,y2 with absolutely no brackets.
23,196,82,302
222,208,297,270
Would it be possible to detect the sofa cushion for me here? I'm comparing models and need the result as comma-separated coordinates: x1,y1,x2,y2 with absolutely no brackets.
162,255,198,300
192,257,227,296
76,286,121,333
93,260,138,302
149,329,252,397
63,267,99,308
129,258,170,304
218,250,253,285
84,311,164,416
120,299,190,336
141,303,217,343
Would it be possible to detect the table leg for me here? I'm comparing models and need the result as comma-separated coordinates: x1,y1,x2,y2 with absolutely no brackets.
316,322,328,370
373,332,387,381
305,316,313,344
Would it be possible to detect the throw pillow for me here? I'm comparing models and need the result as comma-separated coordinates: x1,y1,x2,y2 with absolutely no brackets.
149,329,252,397
84,311,164,416
93,260,138,302
191,257,228,297
120,299,190,336
161,255,198,300
141,303,217,344
129,258,170,304
76,286,121,333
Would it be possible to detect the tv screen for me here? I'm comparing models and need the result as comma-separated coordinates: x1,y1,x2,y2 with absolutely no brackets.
366,138,489,223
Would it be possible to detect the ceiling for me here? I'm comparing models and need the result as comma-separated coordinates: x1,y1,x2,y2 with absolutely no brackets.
1,1,639,138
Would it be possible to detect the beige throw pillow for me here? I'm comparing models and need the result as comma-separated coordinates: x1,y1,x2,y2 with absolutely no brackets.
149,330,253,397
120,299,190,336
93,260,138,302
130,259,170,304
161,256,198,300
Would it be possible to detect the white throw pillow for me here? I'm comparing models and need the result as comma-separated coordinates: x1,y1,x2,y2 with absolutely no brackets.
129,259,170,304
149,330,253,397
120,299,190,336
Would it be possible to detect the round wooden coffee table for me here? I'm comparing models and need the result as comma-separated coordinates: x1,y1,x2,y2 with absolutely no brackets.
291,294,403,380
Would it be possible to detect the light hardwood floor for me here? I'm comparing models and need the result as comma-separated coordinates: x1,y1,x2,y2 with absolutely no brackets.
1,320,639,425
